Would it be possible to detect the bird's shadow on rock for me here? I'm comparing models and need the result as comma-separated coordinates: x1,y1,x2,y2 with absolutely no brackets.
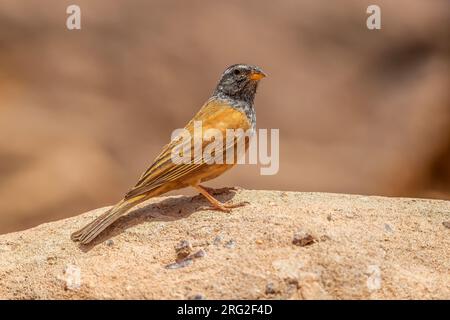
77,187,238,252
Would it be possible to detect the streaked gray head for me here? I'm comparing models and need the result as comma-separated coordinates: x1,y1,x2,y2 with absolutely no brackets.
213,64,266,103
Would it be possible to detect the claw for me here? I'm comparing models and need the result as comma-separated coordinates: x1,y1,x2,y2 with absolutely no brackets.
224,201,249,208
198,201,249,213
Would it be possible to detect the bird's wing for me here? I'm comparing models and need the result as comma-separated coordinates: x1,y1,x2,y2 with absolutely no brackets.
124,99,251,200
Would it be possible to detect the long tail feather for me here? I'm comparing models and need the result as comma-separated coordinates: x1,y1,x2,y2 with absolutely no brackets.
71,195,147,244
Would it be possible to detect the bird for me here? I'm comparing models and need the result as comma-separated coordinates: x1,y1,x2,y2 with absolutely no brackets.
71,64,266,244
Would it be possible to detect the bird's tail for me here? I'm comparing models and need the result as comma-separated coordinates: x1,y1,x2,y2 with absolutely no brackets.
71,194,148,245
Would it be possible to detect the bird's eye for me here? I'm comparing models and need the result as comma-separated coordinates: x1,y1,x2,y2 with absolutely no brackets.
233,69,241,76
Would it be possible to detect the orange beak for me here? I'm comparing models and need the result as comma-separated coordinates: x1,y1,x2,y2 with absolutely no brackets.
248,70,267,81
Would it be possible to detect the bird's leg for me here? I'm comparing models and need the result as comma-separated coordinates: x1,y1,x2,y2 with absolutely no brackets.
193,185,248,212
198,185,240,195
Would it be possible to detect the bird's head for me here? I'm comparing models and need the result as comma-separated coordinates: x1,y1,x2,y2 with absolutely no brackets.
214,64,266,103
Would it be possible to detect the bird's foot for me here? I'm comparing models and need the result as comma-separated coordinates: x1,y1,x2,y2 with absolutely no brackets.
198,201,249,213
194,184,247,213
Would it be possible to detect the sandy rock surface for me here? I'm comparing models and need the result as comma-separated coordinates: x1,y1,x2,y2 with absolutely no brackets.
0,189,449,299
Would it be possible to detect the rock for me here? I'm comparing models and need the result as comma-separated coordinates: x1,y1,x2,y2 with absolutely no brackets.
0,190,449,299
167,244,205,270
384,224,394,234
292,230,316,247
58,264,81,291
1,1,450,239
165,259,193,270
366,265,382,292
213,235,223,246
174,240,193,260
224,240,236,249
46,256,57,265
265,282,280,295
105,240,114,247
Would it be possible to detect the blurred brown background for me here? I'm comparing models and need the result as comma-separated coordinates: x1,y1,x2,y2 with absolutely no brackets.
0,0,449,234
